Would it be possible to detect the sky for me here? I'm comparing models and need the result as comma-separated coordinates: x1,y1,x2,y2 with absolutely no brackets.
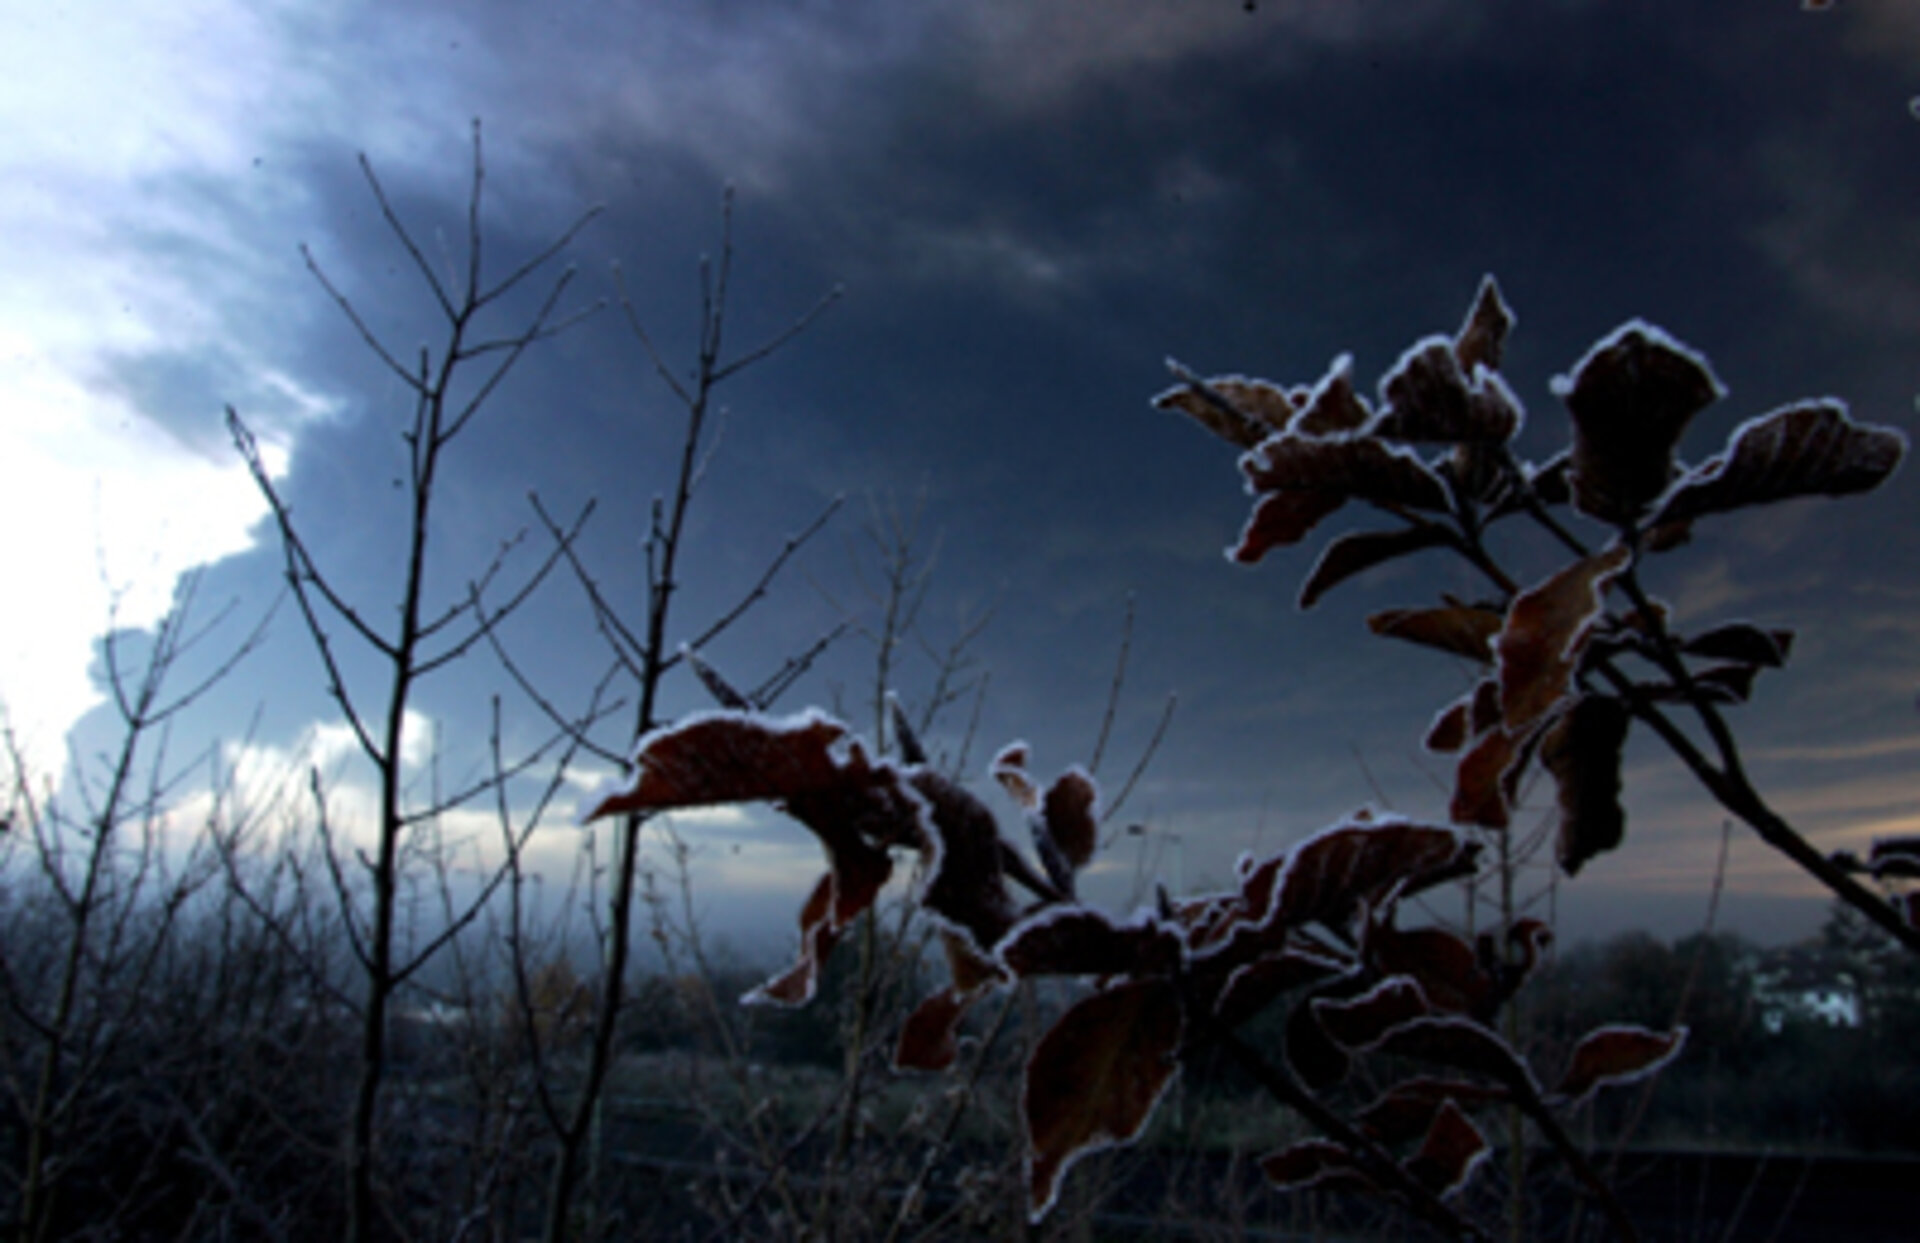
4,0,1918,956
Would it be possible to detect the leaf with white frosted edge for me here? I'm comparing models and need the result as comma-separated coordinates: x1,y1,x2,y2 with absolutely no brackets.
1651,400,1908,526
1372,336,1522,445
1024,977,1182,1222
1554,1025,1687,1104
744,874,839,1007
1551,319,1725,524
1292,354,1373,436
1495,544,1631,732
1298,524,1453,610
1154,372,1299,449
1356,1079,1508,1145
1230,490,1351,563
1241,432,1454,515
1453,274,1515,374
1425,679,1501,755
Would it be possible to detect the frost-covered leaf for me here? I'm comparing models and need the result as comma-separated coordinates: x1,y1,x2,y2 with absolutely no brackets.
1680,623,1795,669
1293,355,1374,436
1551,321,1724,524
1540,694,1631,877
1312,976,1432,1049
997,906,1181,980
1496,545,1631,732
1372,337,1522,445
1404,1100,1490,1199
1299,525,1452,610
1453,274,1514,374
1024,977,1182,1221
1369,605,1503,662
588,710,910,931
1259,1140,1376,1194
1243,820,1477,941
1242,433,1454,514
1554,1025,1687,1103
1155,374,1297,449
1652,401,1908,526
1231,490,1350,563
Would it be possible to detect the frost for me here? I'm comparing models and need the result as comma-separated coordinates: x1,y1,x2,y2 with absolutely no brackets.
1549,318,1726,403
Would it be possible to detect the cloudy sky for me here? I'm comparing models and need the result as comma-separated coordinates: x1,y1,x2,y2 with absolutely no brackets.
6,0,1918,953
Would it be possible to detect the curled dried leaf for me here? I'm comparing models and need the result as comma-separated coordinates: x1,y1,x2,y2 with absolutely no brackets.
1652,400,1908,526
1155,373,1297,448
1453,274,1515,374
1370,605,1503,662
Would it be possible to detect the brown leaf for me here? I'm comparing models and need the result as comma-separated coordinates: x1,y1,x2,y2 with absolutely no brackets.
1453,274,1515,374
1404,1100,1490,1199
1652,401,1908,526
1495,545,1631,732
745,874,841,1006
1554,1025,1687,1103
1293,355,1374,436
1259,1140,1376,1194
590,710,913,930
1242,433,1454,516
1553,321,1724,524
1154,374,1298,449
1299,525,1453,610
1540,694,1632,877
1369,605,1503,661
1024,977,1183,1221
1258,820,1476,937
1230,489,1350,563
1373,337,1522,445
